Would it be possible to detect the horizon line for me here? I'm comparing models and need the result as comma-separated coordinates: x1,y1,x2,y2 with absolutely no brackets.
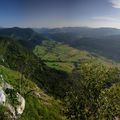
1,26,120,29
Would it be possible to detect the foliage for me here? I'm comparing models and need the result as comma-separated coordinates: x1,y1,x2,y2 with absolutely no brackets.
0,37,68,119
0,105,12,120
1,35,120,120
5,88,20,109
0,37,69,98
65,61,120,120
98,84,120,119
0,65,67,120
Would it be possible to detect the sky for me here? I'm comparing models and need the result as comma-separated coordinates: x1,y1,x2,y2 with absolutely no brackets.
0,0,120,28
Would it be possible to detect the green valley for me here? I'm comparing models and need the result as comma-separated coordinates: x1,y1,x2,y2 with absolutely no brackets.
0,27,120,120
34,40,119,72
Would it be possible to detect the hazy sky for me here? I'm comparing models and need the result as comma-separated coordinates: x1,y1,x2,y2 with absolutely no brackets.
1,0,120,28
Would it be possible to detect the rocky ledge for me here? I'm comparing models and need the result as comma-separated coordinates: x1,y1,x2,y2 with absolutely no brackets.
0,74,25,119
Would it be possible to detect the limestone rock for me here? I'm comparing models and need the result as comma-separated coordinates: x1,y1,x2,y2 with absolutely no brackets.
16,93,25,115
0,89,6,104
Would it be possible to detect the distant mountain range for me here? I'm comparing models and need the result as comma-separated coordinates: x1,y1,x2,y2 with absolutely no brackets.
1,27,120,61
34,27,120,61
34,27,120,38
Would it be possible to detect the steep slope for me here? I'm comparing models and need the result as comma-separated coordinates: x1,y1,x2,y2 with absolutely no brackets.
0,65,67,120
0,37,69,119
0,27,47,49
0,36,70,98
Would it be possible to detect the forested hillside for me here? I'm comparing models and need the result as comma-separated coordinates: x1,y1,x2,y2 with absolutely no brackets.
0,28,120,120
0,37,69,119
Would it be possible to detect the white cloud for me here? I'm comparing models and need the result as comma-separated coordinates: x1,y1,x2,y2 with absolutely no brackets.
78,20,120,28
109,0,120,8
92,16,119,21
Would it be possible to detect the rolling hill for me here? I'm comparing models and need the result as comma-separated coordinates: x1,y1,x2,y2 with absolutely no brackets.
0,27,120,120
33,40,119,72
35,27,120,61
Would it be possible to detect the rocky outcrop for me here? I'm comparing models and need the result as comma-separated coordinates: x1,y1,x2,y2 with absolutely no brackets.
0,89,6,104
0,74,25,119
16,93,25,115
